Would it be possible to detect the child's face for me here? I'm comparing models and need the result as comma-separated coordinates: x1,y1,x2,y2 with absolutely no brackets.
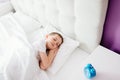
46,34,62,50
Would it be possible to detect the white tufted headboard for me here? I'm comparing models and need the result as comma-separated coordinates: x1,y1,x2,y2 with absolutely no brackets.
10,0,108,53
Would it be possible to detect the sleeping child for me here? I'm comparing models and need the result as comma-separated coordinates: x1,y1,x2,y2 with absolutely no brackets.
36,32,63,70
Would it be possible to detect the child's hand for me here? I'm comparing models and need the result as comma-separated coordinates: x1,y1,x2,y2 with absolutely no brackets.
49,48,59,54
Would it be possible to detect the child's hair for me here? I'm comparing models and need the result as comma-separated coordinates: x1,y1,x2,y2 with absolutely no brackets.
49,32,64,45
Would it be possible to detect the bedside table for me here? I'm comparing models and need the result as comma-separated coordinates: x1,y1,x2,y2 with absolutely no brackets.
79,45,120,80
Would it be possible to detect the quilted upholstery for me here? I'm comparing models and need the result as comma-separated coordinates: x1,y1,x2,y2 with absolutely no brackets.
11,0,108,52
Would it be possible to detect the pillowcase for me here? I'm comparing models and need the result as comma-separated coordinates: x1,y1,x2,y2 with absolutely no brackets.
30,23,80,74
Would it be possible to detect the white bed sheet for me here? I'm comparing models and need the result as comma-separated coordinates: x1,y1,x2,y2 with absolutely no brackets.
0,13,49,80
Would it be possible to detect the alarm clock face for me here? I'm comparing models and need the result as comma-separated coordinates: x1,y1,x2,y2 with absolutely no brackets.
84,68,91,78
86,69,91,78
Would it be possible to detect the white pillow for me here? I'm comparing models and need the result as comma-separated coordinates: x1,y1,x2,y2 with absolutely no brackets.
30,23,79,74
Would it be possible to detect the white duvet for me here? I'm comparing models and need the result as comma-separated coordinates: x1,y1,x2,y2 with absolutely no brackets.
0,13,49,80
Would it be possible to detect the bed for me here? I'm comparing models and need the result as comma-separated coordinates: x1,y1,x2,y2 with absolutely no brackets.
0,0,120,80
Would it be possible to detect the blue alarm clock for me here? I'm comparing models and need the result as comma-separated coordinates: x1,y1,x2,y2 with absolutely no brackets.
84,64,96,79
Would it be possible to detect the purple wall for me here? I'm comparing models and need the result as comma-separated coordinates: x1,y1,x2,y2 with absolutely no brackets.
101,0,120,54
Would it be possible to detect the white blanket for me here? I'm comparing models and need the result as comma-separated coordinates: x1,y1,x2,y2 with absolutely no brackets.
0,13,49,80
